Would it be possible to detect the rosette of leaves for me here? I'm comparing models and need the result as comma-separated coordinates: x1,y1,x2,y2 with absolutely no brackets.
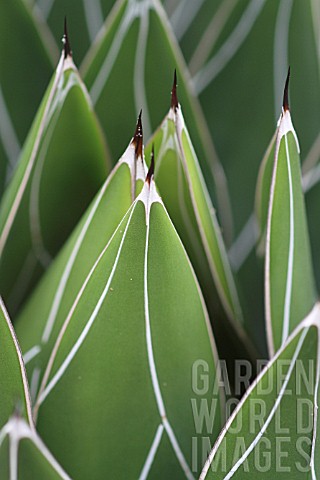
1,1,320,479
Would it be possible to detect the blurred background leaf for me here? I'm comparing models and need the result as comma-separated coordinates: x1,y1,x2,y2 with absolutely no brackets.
31,0,116,64
0,0,57,196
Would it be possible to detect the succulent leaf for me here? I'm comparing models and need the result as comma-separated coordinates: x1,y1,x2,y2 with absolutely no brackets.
34,176,223,479
0,46,110,315
265,102,316,356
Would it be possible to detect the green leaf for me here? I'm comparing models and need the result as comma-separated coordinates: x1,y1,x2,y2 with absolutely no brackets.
145,99,255,360
81,0,233,242
0,298,32,429
265,106,316,356
0,0,57,196
15,120,146,400
33,177,223,479
0,414,71,479
167,0,228,64
200,302,320,479
0,49,110,316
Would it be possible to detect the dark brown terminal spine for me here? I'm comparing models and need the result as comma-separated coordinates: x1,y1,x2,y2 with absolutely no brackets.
133,110,143,158
63,17,72,59
283,66,290,112
146,145,155,184
171,69,179,111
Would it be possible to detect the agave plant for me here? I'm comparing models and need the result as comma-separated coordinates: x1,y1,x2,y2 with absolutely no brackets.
0,0,320,478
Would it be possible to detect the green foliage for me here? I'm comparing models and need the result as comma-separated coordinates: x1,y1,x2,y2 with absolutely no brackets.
0,1,320,478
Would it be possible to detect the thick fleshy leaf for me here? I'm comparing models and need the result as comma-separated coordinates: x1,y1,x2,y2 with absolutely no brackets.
15,120,146,400
81,0,233,242
0,0,57,196
33,177,222,479
0,415,71,479
265,104,316,356
0,298,32,429
0,47,110,316
200,302,320,479
145,98,256,362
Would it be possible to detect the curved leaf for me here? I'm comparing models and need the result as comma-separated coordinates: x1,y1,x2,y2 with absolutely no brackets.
0,298,32,429
81,0,233,242
0,415,71,479
265,105,316,356
0,47,110,315
200,303,320,479
15,118,146,401
34,177,222,479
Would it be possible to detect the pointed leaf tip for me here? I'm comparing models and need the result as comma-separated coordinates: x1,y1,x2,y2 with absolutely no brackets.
171,69,178,111
63,17,72,59
283,66,290,111
133,110,143,158
146,145,155,184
